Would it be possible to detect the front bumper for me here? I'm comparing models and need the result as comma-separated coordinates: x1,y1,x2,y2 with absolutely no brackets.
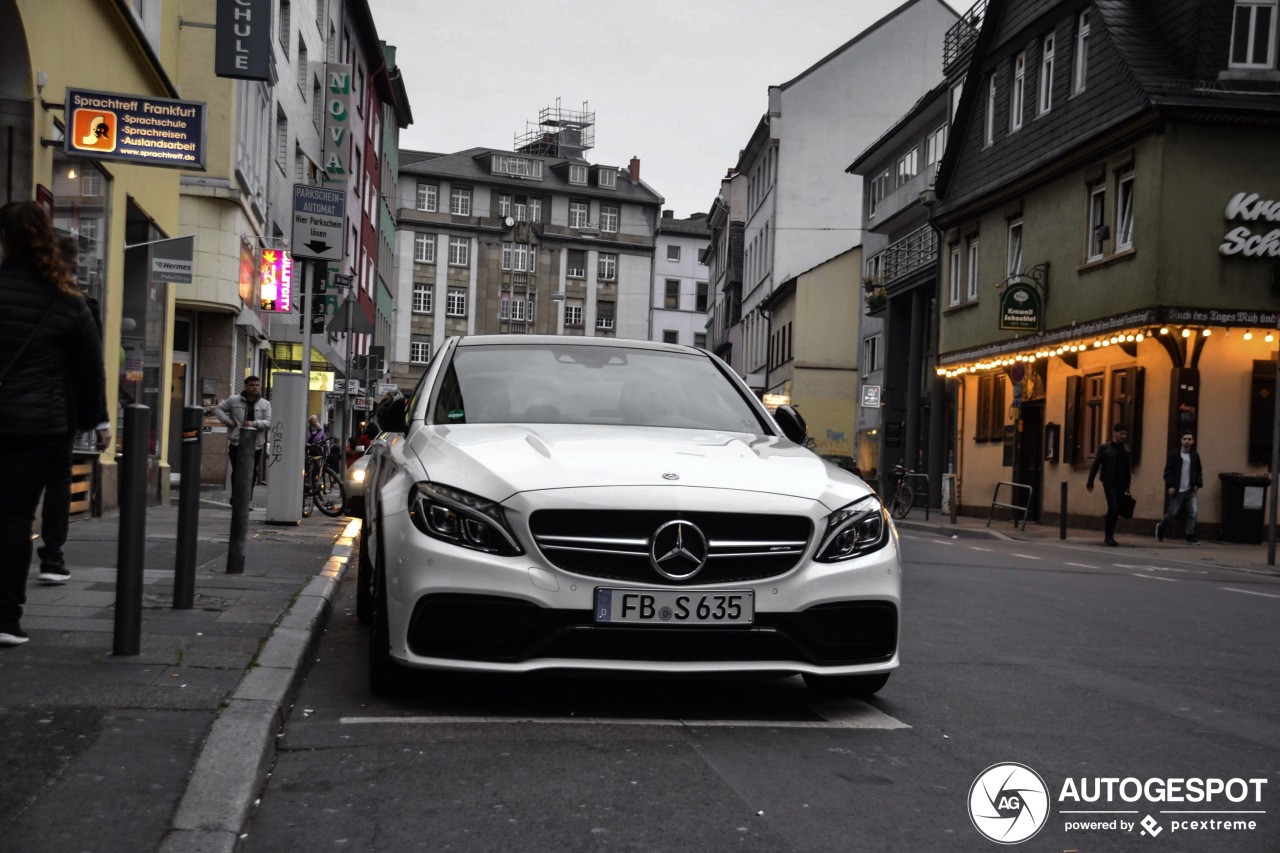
378,485,901,676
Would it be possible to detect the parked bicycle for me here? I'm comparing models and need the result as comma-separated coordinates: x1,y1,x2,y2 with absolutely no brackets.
303,440,345,518
889,463,915,520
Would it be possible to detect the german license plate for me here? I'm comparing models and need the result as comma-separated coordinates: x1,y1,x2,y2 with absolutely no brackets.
594,588,754,625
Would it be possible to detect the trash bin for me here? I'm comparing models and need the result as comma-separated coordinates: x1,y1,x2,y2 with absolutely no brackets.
1217,473,1271,544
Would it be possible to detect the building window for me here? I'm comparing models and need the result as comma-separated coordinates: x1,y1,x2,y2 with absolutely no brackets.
664,279,680,309
1038,33,1055,115
566,250,585,278
410,337,431,364
502,242,530,272
695,282,708,312
863,333,882,372
529,197,542,223
663,330,679,344
600,205,618,233
412,282,432,314
1087,180,1106,261
449,187,471,216
81,171,102,197
925,124,947,168
950,79,965,125
1082,372,1105,461
413,232,435,264
1115,171,1135,251
984,73,997,147
448,236,469,266
278,0,291,51
694,333,706,349
949,244,962,306
568,201,589,228
869,170,890,216
312,78,323,128
596,301,615,330
490,154,543,179
1231,1,1277,67
976,374,1006,441
1073,9,1091,94
1007,218,1023,276
499,194,511,217
896,147,918,186
501,297,527,322
598,169,617,188
446,287,466,316
416,182,437,212
275,109,288,169
1010,52,1025,131
564,304,582,327
568,164,588,184
966,237,980,301
598,252,617,281
667,245,681,262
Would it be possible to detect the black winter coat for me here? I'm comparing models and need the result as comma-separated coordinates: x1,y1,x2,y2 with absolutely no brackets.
1087,440,1132,491
1163,450,1204,492
0,260,106,435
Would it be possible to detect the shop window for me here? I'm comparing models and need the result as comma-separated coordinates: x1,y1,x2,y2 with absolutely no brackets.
975,373,1006,441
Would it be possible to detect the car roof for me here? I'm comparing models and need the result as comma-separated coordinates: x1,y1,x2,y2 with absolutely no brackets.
453,334,704,357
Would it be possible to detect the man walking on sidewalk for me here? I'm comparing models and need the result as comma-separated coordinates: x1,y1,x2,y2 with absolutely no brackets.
214,376,272,498
1157,431,1203,545
1087,423,1131,547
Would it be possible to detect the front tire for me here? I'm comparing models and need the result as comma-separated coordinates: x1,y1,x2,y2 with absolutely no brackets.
355,522,373,624
802,672,891,698
368,522,401,695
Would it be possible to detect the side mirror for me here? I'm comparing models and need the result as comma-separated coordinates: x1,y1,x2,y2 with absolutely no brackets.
381,398,409,434
774,405,807,445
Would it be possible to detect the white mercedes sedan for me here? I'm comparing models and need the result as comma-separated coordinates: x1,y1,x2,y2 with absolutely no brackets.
361,336,900,697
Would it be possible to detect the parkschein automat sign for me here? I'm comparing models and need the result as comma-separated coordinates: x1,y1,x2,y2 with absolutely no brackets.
64,88,207,170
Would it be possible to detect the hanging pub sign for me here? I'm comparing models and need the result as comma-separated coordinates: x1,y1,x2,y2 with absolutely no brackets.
215,0,275,83
64,88,207,170
999,281,1042,331
259,249,294,312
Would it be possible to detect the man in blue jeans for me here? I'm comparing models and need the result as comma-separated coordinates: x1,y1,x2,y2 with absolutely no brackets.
1156,431,1203,545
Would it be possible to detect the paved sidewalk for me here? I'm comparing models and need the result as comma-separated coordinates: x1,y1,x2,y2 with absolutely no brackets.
895,507,1280,575
0,487,355,853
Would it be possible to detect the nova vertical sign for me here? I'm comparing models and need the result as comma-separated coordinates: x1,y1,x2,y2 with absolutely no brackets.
214,0,274,82
323,64,352,180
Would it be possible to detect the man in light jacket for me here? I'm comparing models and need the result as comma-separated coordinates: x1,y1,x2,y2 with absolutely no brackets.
215,376,272,487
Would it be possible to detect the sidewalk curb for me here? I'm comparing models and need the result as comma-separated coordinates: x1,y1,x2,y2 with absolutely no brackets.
895,518,1015,541
159,518,361,853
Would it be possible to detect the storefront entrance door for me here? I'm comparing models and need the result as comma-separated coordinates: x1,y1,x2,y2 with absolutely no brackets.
1013,403,1044,522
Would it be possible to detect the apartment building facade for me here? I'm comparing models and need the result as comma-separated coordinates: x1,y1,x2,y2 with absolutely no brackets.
651,211,711,348
703,170,747,373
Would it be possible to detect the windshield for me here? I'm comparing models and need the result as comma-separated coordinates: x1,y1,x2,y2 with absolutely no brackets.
432,344,769,433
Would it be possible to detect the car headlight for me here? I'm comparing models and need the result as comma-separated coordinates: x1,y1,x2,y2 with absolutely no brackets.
815,494,890,562
348,467,367,484
408,482,524,556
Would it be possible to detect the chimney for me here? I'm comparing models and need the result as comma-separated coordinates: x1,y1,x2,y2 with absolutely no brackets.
662,210,675,219
629,156,640,183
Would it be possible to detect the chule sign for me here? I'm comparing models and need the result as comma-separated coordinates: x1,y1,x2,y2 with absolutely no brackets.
215,0,275,83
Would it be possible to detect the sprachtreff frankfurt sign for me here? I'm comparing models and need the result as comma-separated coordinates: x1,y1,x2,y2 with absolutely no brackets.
64,89,207,170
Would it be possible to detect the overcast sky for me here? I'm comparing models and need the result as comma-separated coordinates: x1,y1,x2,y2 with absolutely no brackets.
366,0,968,218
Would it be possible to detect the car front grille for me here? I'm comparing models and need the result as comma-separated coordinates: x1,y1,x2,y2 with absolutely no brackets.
527,509,813,584
406,594,897,666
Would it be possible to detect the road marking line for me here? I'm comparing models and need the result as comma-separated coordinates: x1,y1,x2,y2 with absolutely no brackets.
969,546,992,552
1011,553,1041,560
1132,573,1177,582
1065,562,1098,569
339,706,910,730
1221,587,1280,599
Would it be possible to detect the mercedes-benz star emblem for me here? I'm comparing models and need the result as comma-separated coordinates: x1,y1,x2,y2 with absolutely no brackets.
662,473,679,480
649,520,709,580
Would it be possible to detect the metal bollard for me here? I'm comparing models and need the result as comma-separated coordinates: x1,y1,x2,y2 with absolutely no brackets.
227,427,258,575
1060,481,1068,540
114,404,150,656
174,406,203,608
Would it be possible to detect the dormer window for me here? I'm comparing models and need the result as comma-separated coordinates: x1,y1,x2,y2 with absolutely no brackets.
569,164,588,185
1230,0,1277,68
491,154,543,180
598,168,617,189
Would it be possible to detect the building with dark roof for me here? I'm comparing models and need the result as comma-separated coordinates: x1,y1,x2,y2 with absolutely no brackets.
932,0,1280,537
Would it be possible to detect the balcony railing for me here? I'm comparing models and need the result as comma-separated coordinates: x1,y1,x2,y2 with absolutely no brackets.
868,224,938,288
943,0,987,72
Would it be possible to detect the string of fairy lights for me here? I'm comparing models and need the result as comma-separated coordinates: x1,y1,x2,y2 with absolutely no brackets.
936,325,1276,379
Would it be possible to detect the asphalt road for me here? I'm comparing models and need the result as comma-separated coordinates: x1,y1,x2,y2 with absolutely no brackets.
239,531,1280,852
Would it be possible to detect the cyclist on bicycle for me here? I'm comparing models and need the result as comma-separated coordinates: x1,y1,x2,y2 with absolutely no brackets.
306,414,327,445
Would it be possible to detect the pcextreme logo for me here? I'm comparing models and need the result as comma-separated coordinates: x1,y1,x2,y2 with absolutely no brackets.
968,764,1269,845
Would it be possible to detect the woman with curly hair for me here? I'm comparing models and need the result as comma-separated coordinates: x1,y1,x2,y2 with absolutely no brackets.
0,201,106,647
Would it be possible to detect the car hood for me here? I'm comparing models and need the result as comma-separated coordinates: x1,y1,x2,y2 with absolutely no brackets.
406,424,869,509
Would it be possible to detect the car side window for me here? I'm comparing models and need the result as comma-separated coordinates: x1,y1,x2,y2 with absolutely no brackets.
432,363,466,424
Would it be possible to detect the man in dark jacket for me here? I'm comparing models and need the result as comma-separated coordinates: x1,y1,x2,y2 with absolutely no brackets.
1156,431,1203,545
0,201,106,647
1086,423,1132,547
